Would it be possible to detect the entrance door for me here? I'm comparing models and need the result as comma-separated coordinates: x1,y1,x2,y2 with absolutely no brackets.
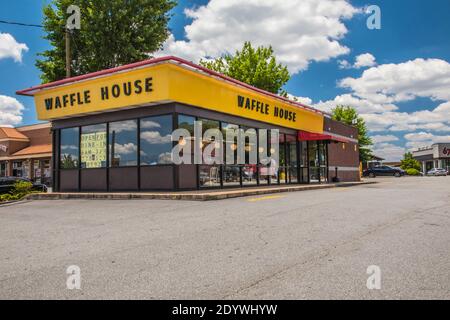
286,135,298,183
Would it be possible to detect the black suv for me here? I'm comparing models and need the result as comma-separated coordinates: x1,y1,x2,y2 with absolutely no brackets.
363,166,405,178
0,177,48,194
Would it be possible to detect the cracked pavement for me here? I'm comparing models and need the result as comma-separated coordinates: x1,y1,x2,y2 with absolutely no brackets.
0,176,449,299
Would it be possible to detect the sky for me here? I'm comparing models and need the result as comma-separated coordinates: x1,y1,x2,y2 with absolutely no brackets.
1,0,450,161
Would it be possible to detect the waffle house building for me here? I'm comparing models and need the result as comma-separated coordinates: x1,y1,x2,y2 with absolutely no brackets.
17,56,360,192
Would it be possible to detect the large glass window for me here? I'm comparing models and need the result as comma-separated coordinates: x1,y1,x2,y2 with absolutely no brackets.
199,118,220,188
242,127,257,186
278,134,287,184
81,124,107,169
222,123,240,187
109,120,138,167
287,135,298,183
308,141,320,183
299,141,308,183
0,162,6,177
319,142,328,183
140,115,173,165
177,115,196,164
60,127,79,169
12,161,23,177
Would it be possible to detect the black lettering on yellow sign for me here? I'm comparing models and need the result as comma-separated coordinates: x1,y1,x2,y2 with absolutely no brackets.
44,77,153,111
237,95,297,123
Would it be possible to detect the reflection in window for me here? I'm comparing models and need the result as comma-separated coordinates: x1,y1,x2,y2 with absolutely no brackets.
140,115,173,165
81,124,106,169
60,127,79,169
199,119,220,187
287,135,298,183
199,165,221,188
12,161,23,177
109,120,137,167
242,127,257,186
178,115,195,136
177,115,196,164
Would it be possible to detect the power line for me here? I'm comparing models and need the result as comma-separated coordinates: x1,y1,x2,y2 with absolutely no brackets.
0,19,43,28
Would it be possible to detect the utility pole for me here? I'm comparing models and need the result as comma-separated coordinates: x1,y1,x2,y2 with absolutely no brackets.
65,28,71,78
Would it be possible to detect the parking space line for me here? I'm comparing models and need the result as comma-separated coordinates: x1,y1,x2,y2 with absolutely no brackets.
247,195,285,202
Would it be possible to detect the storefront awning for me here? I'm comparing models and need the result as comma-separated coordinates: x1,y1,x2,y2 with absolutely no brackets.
298,131,350,143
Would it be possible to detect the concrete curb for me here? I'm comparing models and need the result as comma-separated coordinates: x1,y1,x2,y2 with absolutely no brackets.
24,181,377,202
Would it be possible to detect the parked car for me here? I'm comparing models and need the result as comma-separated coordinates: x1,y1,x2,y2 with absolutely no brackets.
426,168,448,176
0,177,48,195
363,166,405,178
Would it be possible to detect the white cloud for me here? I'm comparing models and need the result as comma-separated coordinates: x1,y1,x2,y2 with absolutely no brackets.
339,58,450,103
313,94,397,114
141,131,171,144
0,95,24,127
158,0,360,73
0,33,29,63
354,53,376,69
286,94,312,105
109,120,137,133
338,53,376,69
371,135,399,144
141,120,162,129
404,132,450,150
371,142,406,162
361,101,450,133
114,143,137,155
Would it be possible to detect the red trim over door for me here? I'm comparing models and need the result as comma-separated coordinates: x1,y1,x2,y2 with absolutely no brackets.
298,131,349,143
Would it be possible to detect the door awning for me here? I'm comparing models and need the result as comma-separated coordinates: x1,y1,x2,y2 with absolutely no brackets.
298,131,350,143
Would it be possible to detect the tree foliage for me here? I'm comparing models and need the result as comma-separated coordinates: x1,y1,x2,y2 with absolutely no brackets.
331,105,373,163
37,0,176,83
401,152,421,171
200,42,290,95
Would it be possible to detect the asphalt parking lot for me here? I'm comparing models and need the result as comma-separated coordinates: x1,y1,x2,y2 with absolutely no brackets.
0,176,449,299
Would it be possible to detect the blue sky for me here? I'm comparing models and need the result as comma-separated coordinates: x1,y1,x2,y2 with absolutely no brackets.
1,0,450,160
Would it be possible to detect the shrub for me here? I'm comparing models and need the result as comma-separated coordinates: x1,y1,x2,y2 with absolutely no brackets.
0,181,34,203
406,168,421,176
12,181,33,196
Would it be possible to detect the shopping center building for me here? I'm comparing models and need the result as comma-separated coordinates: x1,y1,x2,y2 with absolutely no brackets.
0,123,52,186
412,143,450,173
17,56,360,192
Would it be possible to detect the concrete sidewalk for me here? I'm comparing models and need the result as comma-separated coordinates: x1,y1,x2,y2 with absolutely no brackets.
26,180,375,201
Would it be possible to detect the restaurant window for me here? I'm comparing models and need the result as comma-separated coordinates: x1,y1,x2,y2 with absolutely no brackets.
0,162,6,177
278,134,287,184
81,124,107,169
319,142,328,183
12,161,23,177
299,141,308,183
308,141,320,183
222,123,240,187
109,120,138,167
286,135,298,183
22,161,30,179
178,115,196,163
60,127,79,169
199,118,220,188
242,127,257,186
258,129,271,185
140,115,173,165
33,160,41,183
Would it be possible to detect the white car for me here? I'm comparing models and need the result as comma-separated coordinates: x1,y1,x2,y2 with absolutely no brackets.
426,168,448,176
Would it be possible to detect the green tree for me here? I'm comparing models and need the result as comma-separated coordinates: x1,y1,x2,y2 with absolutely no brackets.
37,0,176,83
400,152,421,171
331,105,373,163
200,42,290,95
